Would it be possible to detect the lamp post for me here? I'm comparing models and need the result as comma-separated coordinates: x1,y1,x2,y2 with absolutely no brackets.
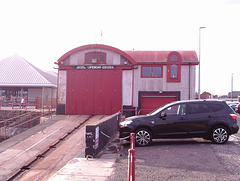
231,73,233,101
198,26,206,99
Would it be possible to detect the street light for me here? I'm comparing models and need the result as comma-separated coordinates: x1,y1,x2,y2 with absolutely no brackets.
198,26,206,99
231,73,233,101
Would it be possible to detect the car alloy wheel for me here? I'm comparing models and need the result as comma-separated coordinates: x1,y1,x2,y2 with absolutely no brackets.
211,127,229,144
135,128,152,147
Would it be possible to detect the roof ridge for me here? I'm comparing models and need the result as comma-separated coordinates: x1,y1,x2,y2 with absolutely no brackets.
15,55,52,84
23,58,57,85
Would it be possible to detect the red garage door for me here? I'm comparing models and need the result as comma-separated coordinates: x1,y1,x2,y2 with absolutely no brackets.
141,94,178,115
66,69,122,115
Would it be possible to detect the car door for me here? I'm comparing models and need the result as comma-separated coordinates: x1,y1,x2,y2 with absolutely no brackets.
152,103,188,137
186,102,216,135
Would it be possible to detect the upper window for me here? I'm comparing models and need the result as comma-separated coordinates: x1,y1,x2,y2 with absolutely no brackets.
167,52,181,82
170,54,178,61
142,66,162,78
171,65,177,78
85,52,106,64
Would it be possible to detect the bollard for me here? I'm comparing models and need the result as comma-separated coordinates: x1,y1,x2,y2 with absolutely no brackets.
128,133,136,181
130,133,135,149
128,148,135,181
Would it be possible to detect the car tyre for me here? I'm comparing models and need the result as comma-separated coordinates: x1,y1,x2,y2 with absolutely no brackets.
135,128,152,147
211,126,229,144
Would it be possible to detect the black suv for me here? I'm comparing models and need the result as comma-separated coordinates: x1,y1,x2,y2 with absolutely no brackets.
119,100,239,146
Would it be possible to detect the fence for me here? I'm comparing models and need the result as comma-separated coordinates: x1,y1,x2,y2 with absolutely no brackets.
0,106,53,141
0,97,56,110
35,97,56,109
85,112,121,158
121,108,154,118
0,97,36,110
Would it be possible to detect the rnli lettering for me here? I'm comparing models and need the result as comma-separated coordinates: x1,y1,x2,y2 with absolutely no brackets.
76,66,115,69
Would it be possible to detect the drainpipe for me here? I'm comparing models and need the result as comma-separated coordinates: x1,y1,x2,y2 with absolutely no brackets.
189,64,191,100
42,87,44,108
50,88,52,108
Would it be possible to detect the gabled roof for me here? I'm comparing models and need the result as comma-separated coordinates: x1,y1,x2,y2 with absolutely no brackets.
0,54,57,87
125,51,198,64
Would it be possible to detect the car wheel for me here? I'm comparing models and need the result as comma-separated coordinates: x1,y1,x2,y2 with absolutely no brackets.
135,128,152,147
211,126,229,144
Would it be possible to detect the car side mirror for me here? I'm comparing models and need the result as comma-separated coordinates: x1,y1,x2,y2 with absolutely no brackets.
160,112,167,119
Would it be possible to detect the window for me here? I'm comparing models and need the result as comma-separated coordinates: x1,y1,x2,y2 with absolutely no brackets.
99,53,105,63
170,54,178,61
152,67,162,77
0,88,28,98
167,53,181,82
188,103,210,114
142,67,151,77
164,104,186,116
85,52,106,64
211,104,224,112
86,53,92,63
171,65,177,78
142,66,162,78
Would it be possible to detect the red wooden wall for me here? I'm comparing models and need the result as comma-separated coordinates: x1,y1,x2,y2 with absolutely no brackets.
66,69,122,115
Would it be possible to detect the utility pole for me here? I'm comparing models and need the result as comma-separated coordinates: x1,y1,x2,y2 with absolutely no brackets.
198,27,206,99
231,73,233,101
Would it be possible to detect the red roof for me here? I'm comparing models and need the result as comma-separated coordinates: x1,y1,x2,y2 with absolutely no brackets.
57,44,198,65
125,51,198,64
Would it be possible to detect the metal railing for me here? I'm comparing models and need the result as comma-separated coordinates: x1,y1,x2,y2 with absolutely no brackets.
0,106,53,141
42,106,53,119
120,108,138,121
0,97,37,110
120,108,154,118
137,109,154,115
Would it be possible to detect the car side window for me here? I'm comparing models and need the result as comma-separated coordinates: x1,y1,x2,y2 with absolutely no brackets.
164,104,186,116
188,103,210,114
210,104,224,112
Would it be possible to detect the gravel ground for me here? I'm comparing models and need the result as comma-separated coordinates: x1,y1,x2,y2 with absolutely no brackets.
108,138,240,181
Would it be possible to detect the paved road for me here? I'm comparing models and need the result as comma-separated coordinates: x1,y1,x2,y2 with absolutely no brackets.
108,134,240,181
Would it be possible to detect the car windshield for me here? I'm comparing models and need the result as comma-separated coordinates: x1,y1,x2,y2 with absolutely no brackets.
147,103,174,116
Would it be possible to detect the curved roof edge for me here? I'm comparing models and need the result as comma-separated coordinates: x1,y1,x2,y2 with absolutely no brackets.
57,44,137,65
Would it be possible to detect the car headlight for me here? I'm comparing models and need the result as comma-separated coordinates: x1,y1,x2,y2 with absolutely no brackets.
119,119,133,127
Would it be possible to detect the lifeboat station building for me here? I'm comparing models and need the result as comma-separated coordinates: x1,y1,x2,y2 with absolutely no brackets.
56,44,198,116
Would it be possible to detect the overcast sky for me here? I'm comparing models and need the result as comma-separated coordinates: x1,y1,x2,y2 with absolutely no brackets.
0,0,239,95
